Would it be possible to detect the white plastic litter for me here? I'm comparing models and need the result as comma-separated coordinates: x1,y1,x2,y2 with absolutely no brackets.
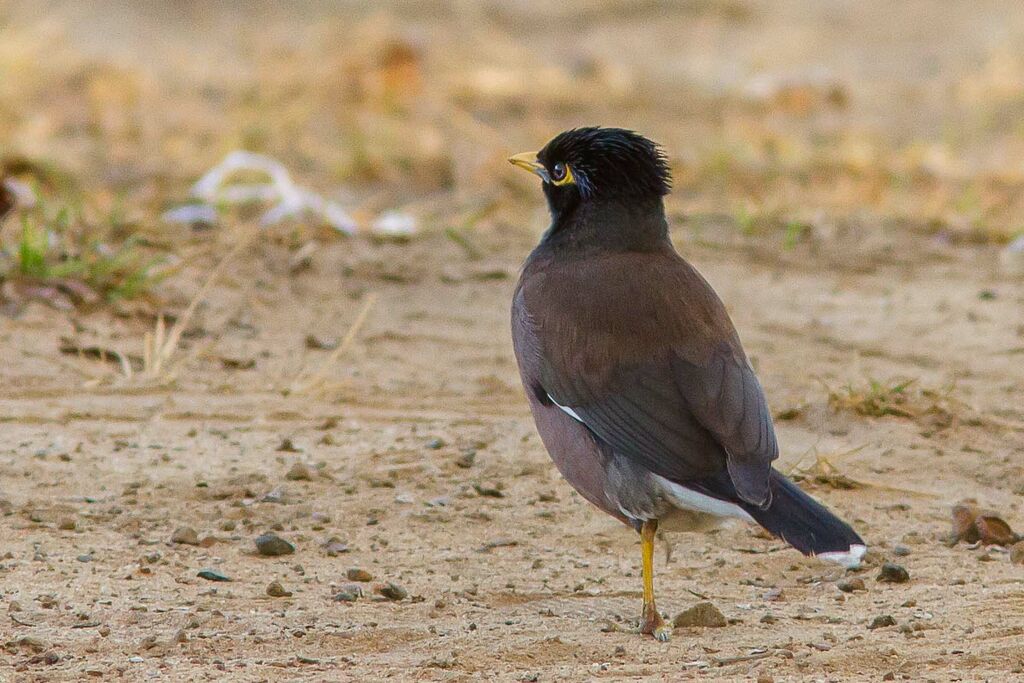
371,210,418,237
2,177,37,209
999,234,1024,276
165,151,356,235
161,204,218,227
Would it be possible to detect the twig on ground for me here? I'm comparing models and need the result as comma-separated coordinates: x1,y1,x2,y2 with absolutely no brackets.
286,293,377,395
140,231,254,383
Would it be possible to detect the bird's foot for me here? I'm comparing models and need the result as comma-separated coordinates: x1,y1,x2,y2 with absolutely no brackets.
640,607,672,642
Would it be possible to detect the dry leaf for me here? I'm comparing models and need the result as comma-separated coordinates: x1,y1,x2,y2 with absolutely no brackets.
951,499,1021,546
975,516,1018,546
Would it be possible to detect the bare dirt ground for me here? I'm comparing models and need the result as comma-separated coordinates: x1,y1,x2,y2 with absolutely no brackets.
2,1,1024,681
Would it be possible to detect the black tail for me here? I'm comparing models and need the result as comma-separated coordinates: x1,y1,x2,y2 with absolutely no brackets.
692,469,865,567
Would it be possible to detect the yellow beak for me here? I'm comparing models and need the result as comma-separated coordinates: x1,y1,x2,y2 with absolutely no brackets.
508,151,547,180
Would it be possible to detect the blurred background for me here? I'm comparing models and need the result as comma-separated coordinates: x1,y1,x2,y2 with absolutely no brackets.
5,1,1024,242
2,2,1024,680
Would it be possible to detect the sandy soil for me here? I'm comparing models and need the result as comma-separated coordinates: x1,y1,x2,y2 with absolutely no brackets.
2,223,1022,681
2,2,1024,681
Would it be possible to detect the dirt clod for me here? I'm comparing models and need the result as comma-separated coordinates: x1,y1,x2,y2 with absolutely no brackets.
347,568,373,582
333,588,361,602
277,438,301,453
673,602,727,628
1010,541,1024,565
305,334,339,350
877,563,910,583
473,483,503,498
377,582,409,601
869,615,897,629
285,462,314,481
838,578,866,593
322,537,349,556
266,581,292,597
170,527,200,546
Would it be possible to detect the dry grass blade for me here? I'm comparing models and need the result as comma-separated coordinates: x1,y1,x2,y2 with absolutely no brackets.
827,377,917,418
59,337,138,378
139,234,253,383
287,293,377,396
788,447,937,498
825,376,982,432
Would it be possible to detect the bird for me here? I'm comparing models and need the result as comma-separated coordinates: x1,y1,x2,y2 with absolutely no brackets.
508,127,866,641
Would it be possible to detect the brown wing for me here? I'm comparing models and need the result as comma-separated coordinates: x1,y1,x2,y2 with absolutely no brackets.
519,247,778,506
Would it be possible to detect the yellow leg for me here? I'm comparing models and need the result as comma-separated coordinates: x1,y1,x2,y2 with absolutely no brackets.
639,520,671,641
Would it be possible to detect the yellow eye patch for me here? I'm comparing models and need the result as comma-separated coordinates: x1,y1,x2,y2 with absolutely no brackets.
551,162,575,186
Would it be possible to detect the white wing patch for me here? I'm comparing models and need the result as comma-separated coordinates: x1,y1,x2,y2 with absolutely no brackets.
548,394,584,423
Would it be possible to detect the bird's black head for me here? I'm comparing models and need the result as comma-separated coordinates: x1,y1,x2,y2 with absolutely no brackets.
509,128,672,249
510,127,671,217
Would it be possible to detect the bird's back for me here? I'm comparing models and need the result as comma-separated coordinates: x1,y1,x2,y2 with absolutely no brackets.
514,242,747,391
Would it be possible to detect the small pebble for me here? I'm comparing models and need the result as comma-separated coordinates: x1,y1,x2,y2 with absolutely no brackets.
456,450,476,468
285,462,313,481
58,517,77,531
347,568,373,582
197,569,232,582
261,487,288,504
377,582,408,601
277,438,301,453
255,533,295,557
877,562,910,584
266,581,292,598
473,483,504,498
16,635,46,651
673,602,727,628
322,537,349,556
869,615,897,629
170,527,200,546
333,589,360,602
305,334,339,350
425,438,445,450
838,578,866,593
892,545,912,557
1010,541,1024,565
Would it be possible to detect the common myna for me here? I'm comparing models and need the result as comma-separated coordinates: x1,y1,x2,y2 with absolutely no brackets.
509,128,865,641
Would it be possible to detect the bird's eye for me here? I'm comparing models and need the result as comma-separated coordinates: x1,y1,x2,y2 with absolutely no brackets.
549,162,574,186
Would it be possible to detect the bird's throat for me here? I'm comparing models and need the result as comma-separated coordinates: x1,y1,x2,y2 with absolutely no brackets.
541,196,670,254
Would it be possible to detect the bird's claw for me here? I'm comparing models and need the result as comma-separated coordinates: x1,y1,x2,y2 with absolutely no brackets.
640,610,672,642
